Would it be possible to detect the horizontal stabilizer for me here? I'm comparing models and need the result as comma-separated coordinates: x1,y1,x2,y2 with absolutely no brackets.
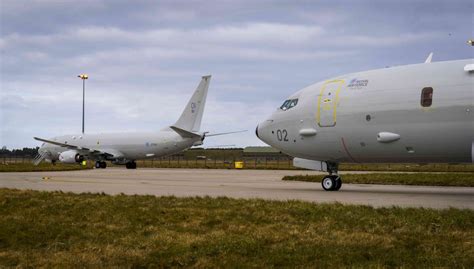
170,126,202,138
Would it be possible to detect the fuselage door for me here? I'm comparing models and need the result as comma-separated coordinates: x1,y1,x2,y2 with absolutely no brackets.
317,80,345,127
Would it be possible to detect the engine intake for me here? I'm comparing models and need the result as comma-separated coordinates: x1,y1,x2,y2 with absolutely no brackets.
59,150,84,164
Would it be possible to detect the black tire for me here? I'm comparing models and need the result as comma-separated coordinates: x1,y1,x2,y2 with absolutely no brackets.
95,161,101,169
321,176,335,191
333,175,342,191
100,161,107,169
126,161,137,169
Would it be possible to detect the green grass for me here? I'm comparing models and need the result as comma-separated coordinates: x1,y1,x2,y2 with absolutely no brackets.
0,189,473,268
135,160,474,172
339,163,474,172
4,157,474,172
0,162,92,172
283,173,474,187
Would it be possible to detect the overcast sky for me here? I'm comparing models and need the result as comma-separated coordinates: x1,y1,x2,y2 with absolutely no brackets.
1,0,473,149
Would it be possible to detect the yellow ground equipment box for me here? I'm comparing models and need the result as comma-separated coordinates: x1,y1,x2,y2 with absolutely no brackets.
234,161,244,169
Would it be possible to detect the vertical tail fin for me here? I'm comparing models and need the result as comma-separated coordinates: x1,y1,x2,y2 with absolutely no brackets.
173,75,211,132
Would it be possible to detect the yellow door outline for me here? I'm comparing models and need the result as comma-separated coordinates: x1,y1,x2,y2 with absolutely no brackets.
316,79,345,127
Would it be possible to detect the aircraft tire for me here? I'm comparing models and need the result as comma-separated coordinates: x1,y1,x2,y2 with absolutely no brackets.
100,161,107,169
95,161,101,169
126,161,137,169
321,176,336,191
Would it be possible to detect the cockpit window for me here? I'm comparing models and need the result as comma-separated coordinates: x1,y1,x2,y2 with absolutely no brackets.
280,100,291,110
280,98,298,110
289,99,298,108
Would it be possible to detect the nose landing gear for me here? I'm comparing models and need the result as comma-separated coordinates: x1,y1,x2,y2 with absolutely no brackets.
322,175,342,191
321,162,342,191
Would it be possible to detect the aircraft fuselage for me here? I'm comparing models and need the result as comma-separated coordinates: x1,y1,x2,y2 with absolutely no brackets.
257,59,474,163
40,129,199,164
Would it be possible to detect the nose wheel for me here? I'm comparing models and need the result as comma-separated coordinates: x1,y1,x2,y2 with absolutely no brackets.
322,175,342,191
321,162,341,191
95,161,107,169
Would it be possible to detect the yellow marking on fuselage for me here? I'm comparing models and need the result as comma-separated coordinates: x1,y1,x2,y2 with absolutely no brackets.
316,79,345,127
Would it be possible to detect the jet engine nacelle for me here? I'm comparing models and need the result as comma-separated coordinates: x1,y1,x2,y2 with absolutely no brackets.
59,150,84,164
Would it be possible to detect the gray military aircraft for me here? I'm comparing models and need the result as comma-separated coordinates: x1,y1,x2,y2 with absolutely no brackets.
256,57,474,191
33,75,243,169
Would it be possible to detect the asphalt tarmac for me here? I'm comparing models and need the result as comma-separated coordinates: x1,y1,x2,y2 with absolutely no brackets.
1,168,472,209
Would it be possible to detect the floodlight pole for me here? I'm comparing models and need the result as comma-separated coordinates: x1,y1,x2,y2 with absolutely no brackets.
78,74,88,134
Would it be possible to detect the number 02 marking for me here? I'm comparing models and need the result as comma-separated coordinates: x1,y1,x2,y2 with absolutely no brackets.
276,129,289,142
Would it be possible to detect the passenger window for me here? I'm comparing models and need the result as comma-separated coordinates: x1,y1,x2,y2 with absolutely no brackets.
421,87,433,107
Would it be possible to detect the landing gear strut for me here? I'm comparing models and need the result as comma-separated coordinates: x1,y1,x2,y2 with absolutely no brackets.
321,162,342,191
125,161,137,169
95,161,107,169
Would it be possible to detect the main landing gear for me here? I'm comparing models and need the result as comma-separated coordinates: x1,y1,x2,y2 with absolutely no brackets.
95,161,107,169
125,161,137,169
321,162,342,191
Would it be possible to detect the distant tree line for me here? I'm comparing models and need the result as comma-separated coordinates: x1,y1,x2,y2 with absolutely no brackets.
0,147,39,157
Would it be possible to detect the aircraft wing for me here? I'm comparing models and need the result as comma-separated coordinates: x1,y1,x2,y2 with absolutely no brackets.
33,137,121,158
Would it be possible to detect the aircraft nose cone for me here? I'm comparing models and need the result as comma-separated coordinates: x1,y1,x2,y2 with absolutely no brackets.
256,120,272,145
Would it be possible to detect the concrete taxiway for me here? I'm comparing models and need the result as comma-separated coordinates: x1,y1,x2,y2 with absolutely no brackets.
0,168,472,209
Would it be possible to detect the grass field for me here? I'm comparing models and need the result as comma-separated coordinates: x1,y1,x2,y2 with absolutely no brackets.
4,157,474,172
0,162,92,172
135,160,474,172
283,173,474,187
0,189,473,268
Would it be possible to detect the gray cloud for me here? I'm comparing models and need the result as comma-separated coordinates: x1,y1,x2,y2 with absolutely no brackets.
1,0,472,148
